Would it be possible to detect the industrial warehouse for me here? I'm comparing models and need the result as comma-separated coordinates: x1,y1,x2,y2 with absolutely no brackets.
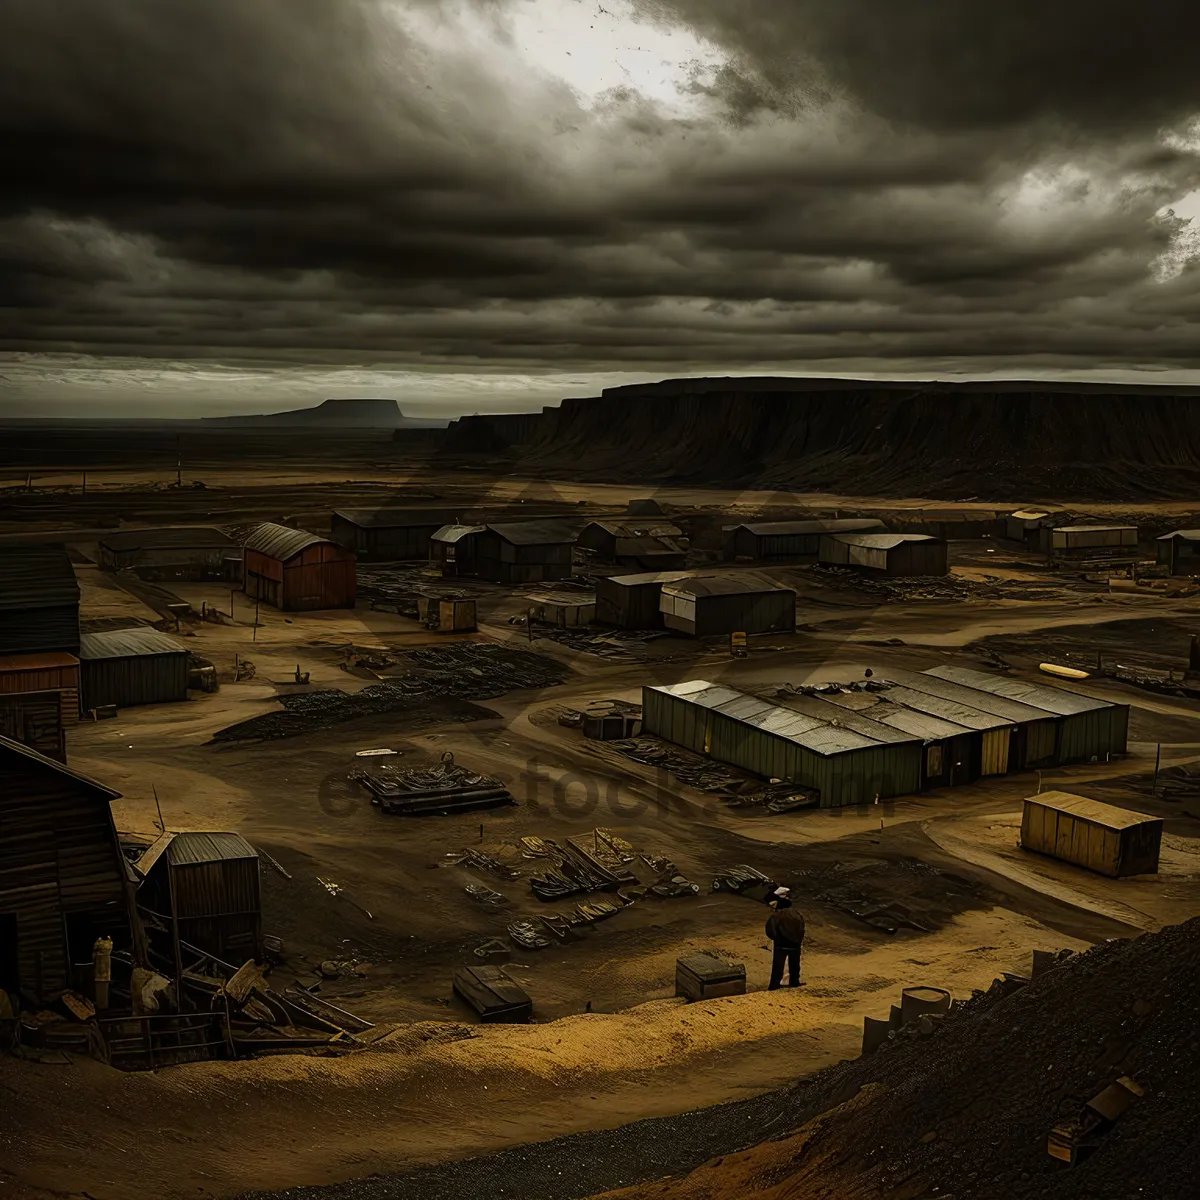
97,526,241,581
242,522,357,611
329,508,456,561
642,667,1129,807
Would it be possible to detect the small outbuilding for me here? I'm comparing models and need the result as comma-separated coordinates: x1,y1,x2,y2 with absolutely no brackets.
243,522,356,611
330,509,457,561
818,533,948,577
577,520,687,571
0,651,79,740
659,576,796,637
430,524,487,577
472,522,576,584
526,593,596,628
134,831,262,964
1005,510,1055,545
1021,791,1162,878
97,526,241,581
1038,524,1138,557
595,571,692,629
0,735,138,1003
79,628,190,712
1156,529,1200,575
0,544,80,656
724,518,885,562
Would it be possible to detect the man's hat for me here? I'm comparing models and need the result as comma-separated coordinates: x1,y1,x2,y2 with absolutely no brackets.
773,886,791,898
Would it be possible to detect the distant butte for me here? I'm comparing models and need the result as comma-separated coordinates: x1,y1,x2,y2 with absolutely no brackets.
202,397,442,428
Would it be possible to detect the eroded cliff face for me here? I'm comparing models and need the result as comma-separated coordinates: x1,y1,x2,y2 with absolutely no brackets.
439,379,1200,501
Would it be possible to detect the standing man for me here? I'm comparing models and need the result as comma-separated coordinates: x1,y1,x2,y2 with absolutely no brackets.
92,934,113,1011
765,887,806,990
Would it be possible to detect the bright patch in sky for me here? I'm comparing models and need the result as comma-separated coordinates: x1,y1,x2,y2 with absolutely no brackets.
394,0,727,116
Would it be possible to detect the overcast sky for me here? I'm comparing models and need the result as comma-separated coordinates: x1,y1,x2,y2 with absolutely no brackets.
5,0,1200,417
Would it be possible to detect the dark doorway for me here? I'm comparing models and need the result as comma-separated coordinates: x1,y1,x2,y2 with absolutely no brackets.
0,913,19,995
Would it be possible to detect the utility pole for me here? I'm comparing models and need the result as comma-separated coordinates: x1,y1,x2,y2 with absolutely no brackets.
176,434,182,487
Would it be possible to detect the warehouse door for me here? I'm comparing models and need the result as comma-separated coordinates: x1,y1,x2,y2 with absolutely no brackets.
980,728,1011,775
925,744,944,779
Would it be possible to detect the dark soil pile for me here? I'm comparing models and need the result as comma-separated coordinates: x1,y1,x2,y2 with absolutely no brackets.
438,378,1200,501
212,643,569,742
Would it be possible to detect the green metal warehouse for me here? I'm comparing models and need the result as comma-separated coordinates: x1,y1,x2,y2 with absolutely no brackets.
642,680,923,807
924,665,1129,765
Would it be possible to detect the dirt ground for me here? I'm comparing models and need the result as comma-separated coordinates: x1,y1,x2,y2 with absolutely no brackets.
3,436,1200,1200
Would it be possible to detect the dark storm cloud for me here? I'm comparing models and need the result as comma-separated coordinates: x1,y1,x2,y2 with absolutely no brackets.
3,0,1200,388
637,0,1200,134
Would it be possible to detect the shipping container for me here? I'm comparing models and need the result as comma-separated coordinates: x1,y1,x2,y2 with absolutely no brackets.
79,628,190,711
723,518,884,562
243,522,356,611
818,533,948,577
659,576,796,636
1020,791,1162,877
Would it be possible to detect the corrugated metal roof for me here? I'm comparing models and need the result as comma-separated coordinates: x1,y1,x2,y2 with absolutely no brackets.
167,831,259,865
431,523,486,544
0,733,120,799
79,628,189,661
1047,524,1137,534
885,668,1053,724
99,526,236,552
880,685,1015,733
734,518,885,536
1026,791,1160,831
662,575,795,598
606,571,693,587
0,651,79,673
651,680,918,756
816,689,971,740
924,665,1113,716
243,522,330,561
0,545,80,612
775,692,920,746
486,521,578,545
333,509,456,529
1157,529,1200,541
827,533,938,549
526,592,596,606
586,520,683,539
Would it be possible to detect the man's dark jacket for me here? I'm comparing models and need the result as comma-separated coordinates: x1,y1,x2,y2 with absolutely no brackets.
765,906,806,948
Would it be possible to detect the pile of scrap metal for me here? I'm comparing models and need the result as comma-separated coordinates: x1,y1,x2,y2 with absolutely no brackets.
711,864,777,900
352,754,514,816
443,847,522,880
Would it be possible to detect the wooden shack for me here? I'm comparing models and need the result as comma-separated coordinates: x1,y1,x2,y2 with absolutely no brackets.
1156,529,1200,575
0,544,80,657
724,518,884,562
430,524,486,577
330,509,456,561
818,532,948,577
134,831,262,964
527,593,596,628
0,735,137,1003
97,526,240,581
243,523,356,611
472,522,575,584
0,651,79,740
1038,524,1138,557
595,571,691,629
1020,792,1162,878
659,577,796,637
577,520,687,570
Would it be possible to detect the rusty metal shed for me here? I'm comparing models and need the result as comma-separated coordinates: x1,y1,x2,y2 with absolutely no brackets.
243,522,356,611
79,628,190,712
